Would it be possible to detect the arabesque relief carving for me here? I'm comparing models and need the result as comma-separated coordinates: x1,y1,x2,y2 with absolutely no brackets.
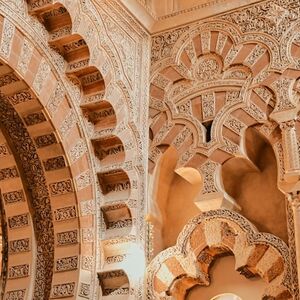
0,0,298,299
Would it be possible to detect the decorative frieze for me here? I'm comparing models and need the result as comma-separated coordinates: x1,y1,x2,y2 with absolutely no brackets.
176,101,192,116
69,139,87,163
75,170,91,191
216,32,227,54
59,109,77,139
63,38,86,52
105,180,130,193
18,38,34,75
225,116,246,134
9,238,30,254
82,256,93,271
0,143,9,157
195,55,221,81
280,120,300,176
79,283,90,299
106,254,126,264
57,230,78,246
82,228,94,243
28,0,52,10
43,156,66,171
2,190,25,204
220,1,298,41
49,179,73,196
8,264,29,279
253,87,274,104
88,107,114,123
0,73,18,87
33,59,51,94
98,270,129,296
81,71,103,86
68,59,89,72
245,45,266,66
54,206,77,221
6,89,34,106
225,91,240,104
0,166,19,181
55,256,78,272
80,199,95,216
172,127,191,149
221,137,240,155
200,31,211,53
271,77,295,111
49,26,72,42
42,6,67,19
51,283,75,298
224,45,242,67
103,288,130,296
23,112,46,126
8,213,29,229
244,102,266,122
201,93,215,120
151,26,188,62
200,160,218,194
4,290,26,300
46,83,64,116
0,18,15,59
107,219,133,229
34,133,57,148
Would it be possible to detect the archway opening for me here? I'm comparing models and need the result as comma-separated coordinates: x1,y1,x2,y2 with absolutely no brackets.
210,292,242,300
148,145,203,254
187,256,266,300
222,126,288,242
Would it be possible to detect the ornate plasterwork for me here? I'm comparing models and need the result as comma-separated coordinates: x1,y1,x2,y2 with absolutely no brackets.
148,3,300,297
148,3,300,202
2,0,150,299
147,209,292,299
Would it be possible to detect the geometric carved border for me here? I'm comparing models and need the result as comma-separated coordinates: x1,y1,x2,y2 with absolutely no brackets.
147,209,292,299
0,95,54,299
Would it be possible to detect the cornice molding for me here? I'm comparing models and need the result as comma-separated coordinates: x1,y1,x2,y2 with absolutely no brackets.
119,0,263,33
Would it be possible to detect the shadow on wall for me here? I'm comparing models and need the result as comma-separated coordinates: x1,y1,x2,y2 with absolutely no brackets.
187,256,267,300
147,125,288,256
222,126,288,243
147,146,203,254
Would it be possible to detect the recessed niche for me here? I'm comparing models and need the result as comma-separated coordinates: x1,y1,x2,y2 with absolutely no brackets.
97,169,130,200
81,100,116,131
98,269,130,296
101,203,132,230
92,135,125,165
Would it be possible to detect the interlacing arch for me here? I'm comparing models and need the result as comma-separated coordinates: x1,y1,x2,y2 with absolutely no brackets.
147,209,292,300
149,20,300,210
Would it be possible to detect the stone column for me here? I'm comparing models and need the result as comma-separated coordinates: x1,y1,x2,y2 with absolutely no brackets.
280,120,300,182
288,193,300,291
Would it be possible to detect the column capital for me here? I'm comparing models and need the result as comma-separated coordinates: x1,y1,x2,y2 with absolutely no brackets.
288,192,300,209
279,119,297,130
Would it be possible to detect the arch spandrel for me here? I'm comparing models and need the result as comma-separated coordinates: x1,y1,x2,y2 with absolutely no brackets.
148,4,300,298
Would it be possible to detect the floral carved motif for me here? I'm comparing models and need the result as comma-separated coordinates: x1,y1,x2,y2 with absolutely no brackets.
0,96,54,299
